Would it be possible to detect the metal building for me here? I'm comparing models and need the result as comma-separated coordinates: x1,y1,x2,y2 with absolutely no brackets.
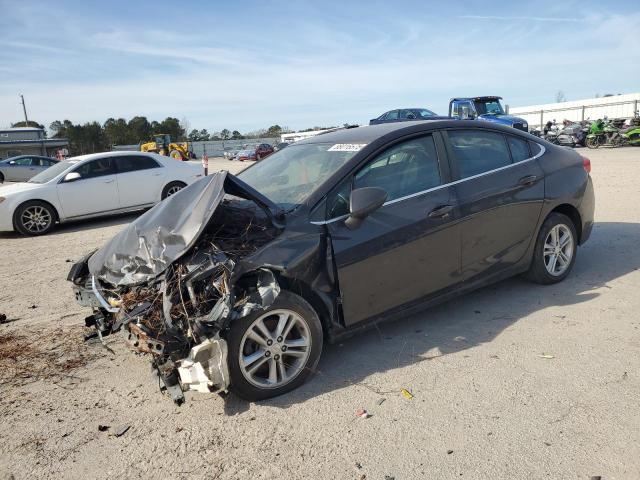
0,127,69,160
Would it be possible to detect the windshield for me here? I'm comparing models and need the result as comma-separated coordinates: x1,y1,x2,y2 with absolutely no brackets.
474,99,505,115
237,143,358,210
28,160,76,183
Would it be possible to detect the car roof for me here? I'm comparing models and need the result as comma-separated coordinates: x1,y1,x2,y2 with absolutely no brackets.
451,96,503,102
296,119,518,145
66,150,161,163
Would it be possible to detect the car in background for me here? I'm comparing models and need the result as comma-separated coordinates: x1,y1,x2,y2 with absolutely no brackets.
449,96,529,132
255,143,275,160
235,149,257,162
369,108,442,125
0,155,59,183
274,142,291,151
0,151,202,236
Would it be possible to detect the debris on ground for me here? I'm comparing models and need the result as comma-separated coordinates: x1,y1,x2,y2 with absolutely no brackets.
447,449,454,454
29,305,38,309
0,325,100,387
98,425,109,432
376,398,386,406
355,408,371,419
401,388,414,399
538,353,555,359
114,425,130,437
0,313,6,324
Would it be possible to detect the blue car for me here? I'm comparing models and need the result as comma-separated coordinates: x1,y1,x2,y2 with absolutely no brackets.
449,96,528,132
370,108,445,125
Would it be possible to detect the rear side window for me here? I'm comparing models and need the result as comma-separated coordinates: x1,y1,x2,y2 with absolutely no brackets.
384,110,399,120
74,158,117,179
506,136,531,162
116,156,160,173
529,141,543,156
448,130,511,179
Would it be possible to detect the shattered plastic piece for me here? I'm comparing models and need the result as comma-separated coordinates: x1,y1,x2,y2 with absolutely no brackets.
355,408,371,419
114,425,130,437
98,425,109,432
177,337,230,393
538,354,555,359
401,388,414,399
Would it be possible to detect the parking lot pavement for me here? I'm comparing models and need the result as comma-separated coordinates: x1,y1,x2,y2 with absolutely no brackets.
1,148,639,479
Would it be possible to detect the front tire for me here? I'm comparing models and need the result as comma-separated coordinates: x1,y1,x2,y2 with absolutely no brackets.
226,290,323,401
13,200,56,236
161,181,186,200
586,136,600,149
525,213,577,285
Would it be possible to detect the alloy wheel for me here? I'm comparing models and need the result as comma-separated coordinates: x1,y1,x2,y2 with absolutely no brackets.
21,205,52,233
166,185,183,197
239,309,312,389
543,224,574,276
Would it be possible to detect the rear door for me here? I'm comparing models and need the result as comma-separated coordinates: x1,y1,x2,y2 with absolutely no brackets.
114,155,164,207
56,157,120,218
443,129,544,282
326,133,461,326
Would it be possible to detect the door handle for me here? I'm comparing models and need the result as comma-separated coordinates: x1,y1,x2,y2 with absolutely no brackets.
104,179,115,183
518,175,537,186
428,205,453,219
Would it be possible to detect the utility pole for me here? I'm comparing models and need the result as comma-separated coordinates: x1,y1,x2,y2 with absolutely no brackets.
20,94,29,125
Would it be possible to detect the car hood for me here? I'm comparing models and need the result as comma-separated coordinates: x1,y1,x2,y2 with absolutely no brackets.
0,182,43,196
88,171,283,287
478,114,526,124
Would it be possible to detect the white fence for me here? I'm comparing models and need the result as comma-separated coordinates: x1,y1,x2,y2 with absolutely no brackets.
508,93,640,130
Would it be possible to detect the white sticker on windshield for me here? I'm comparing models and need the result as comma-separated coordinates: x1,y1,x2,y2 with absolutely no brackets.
328,143,367,152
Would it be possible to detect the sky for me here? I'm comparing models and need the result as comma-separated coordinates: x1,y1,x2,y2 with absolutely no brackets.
1,0,639,133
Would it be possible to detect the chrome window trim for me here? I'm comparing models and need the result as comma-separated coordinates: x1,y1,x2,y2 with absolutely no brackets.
311,142,545,226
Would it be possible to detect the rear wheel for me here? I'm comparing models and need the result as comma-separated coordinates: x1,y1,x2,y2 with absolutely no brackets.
13,200,56,236
161,181,186,200
586,136,600,149
226,290,323,401
525,213,577,285
0,172,4,183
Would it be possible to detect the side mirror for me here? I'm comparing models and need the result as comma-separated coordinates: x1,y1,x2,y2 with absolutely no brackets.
8,160,15,165
63,172,81,182
345,187,388,230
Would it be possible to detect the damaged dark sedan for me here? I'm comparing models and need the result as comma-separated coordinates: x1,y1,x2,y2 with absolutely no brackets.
69,120,595,403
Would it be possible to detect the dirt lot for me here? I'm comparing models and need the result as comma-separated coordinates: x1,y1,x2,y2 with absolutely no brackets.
1,150,639,480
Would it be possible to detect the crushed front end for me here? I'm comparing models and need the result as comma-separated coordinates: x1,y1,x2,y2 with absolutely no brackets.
68,172,284,404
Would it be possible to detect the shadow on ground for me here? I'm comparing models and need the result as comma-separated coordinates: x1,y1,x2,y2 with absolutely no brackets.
0,211,141,239
224,221,640,413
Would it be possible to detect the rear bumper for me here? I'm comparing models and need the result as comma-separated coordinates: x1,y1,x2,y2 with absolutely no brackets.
579,176,595,245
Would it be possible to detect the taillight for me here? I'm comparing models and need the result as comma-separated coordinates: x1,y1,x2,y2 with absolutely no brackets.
581,156,591,174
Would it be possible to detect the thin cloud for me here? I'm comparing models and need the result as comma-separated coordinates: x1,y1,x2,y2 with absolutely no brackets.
460,15,581,22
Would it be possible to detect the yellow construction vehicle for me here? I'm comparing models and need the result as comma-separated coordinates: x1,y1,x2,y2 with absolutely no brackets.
140,134,190,161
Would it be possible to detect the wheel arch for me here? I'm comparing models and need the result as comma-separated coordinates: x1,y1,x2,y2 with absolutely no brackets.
12,198,60,229
548,203,582,243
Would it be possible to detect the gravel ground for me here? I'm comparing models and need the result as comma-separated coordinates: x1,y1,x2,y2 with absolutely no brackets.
0,149,639,480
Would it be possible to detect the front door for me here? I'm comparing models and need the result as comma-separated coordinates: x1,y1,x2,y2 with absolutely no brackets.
56,157,120,218
326,133,461,326
443,129,545,282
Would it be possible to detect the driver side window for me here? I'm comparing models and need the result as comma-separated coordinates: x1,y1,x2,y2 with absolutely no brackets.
73,158,116,180
326,135,441,219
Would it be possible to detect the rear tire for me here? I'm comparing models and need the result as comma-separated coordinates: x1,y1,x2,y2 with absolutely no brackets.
13,200,56,236
0,172,4,183
586,136,600,149
226,290,323,401
161,181,186,200
525,213,577,285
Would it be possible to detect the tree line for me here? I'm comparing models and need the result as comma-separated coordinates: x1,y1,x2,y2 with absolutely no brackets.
11,117,340,155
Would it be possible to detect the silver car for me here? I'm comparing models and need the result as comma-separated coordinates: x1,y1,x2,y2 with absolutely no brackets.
0,155,59,183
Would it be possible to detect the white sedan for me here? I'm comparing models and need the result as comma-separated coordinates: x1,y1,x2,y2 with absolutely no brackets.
0,151,204,235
